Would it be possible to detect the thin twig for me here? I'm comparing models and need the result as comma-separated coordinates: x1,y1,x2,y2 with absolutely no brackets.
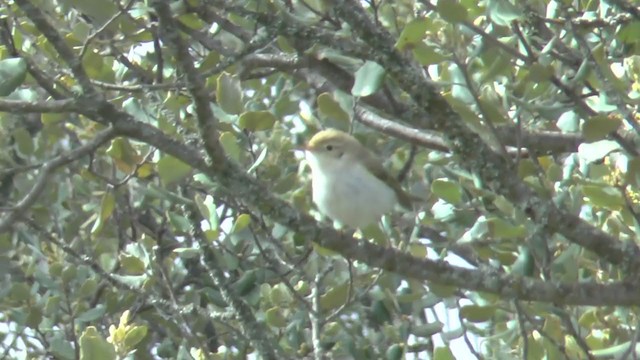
0,127,116,234
15,0,95,93
79,0,136,59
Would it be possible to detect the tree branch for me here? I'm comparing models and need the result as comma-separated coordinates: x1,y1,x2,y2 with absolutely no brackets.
0,98,78,113
153,0,231,168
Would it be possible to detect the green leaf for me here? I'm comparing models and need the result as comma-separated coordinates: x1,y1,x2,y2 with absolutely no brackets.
487,0,522,26
64,0,118,28
361,223,389,246
408,243,428,258
0,58,27,96
478,98,507,123
82,49,107,81
270,283,293,305
265,307,287,328
431,178,463,204
62,265,77,284
386,344,404,360
204,194,220,230
219,131,242,161
625,158,640,188
487,217,526,238
26,307,43,329
370,300,392,325
199,52,221,73
458,216,488,243
526,336,545,359
618,21,640,44
546,163,563,182
431,202,456,222
518,159,537,178
13,127,34,156
591,44,627,94
231,213,251,233
411,322,444,337
91,192,115,235
551,244,580,282
106,137,124,160
395,18,429,51
351,61,386,97
178,13,203,30
216,72,243,115
79,278,98,298
317,92,350,125
578,310,598,328
168,212,191,234
436,0,468,23
590,342,640,358
124,326,148,349
77,305,107,323
238,111,277,131
482,53,513,82
123,97,155,123
42,113,67,126
157,155,192,185
272,172,298,193
110,274,147,288
578,140,621,163
413,43,446,65
582,185,624,210
247,147,268,173
556,111,579,133
434,346,455,360
119,254,146,275
45,296,62,316
233,269,258,296
312,243,340,257
79,326,116,360
526,63,553,83
582,115,621,141
173,248,201,259
511,247,535,276
320,283,349,310
10,283,31,302
460,305,496,322
51,335,75,360
194,193,211,223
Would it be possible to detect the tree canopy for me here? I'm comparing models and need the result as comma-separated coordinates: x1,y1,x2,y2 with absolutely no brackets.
1,0,640,359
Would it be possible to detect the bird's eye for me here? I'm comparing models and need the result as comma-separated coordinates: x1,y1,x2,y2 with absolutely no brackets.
325,144,333,151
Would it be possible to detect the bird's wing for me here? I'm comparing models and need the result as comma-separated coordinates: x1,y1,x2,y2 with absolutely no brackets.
361,151,414,209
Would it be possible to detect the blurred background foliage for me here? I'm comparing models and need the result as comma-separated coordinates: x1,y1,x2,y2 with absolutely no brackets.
1,0,640,359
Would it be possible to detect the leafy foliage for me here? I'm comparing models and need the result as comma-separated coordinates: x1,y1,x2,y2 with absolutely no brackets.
1,0,640,359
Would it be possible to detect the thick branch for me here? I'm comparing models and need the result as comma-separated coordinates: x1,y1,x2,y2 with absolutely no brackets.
0,98,78,113
153,0,226,168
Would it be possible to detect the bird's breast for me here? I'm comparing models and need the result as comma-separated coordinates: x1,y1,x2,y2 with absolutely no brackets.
311,163,397,228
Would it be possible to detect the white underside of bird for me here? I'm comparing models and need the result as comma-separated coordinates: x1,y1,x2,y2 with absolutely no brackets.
306,151,396,228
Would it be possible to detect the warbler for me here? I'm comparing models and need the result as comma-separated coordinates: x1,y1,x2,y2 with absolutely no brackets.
304,128,414,228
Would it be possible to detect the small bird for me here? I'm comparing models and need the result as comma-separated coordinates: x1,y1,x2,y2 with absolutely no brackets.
304,128,414,228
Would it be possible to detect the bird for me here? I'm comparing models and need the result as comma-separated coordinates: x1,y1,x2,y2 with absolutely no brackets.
304,128,414,228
